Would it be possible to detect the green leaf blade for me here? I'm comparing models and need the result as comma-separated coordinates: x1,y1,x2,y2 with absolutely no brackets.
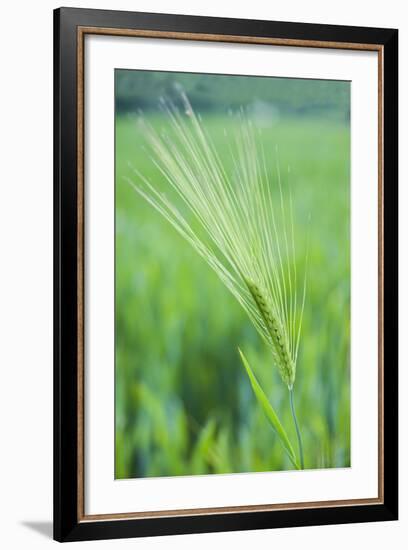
238,348,300,470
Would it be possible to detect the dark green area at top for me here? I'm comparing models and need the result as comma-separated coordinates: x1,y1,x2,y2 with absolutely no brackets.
115,69,350,121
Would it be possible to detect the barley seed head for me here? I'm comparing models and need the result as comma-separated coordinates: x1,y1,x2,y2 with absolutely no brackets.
128,92,308,388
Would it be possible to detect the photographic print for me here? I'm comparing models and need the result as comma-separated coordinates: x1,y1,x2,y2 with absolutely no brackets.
115,70,351,479
54,9,398,541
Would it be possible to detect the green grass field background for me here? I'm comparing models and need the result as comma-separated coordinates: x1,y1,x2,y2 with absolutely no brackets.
115,74,350,479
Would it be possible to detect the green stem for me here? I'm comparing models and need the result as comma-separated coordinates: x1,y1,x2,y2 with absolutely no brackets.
289,387,304,469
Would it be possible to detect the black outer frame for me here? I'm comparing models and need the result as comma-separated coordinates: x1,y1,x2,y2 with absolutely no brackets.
54,7,398,543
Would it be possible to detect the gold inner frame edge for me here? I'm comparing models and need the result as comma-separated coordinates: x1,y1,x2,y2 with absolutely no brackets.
76,26,384,522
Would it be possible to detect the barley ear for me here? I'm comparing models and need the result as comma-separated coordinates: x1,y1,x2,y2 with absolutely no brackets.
245,278,296,389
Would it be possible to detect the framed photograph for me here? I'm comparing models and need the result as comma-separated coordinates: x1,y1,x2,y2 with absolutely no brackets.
54,7,398,542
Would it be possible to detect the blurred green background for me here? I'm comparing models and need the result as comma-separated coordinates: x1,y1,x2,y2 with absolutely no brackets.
115,70,350,479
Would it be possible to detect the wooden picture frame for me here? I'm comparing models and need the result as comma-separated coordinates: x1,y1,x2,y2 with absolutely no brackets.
54,7,398,542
